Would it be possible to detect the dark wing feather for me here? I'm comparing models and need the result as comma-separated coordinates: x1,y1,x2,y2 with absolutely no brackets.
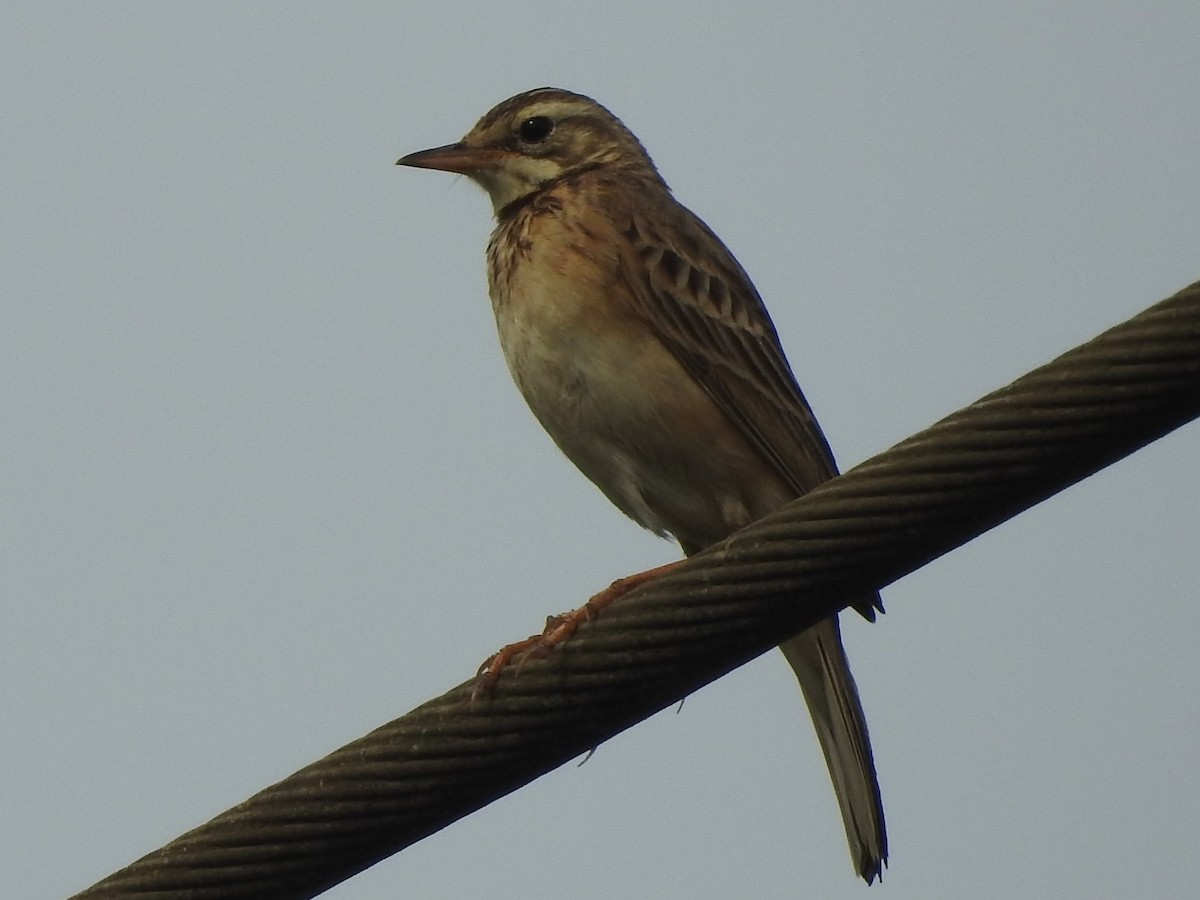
618,206,839,496
618,201,883,621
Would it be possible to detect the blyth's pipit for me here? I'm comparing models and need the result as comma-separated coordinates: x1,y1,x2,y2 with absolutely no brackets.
397,87,887,883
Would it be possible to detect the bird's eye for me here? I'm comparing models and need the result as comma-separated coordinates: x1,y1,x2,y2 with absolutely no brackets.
518,116,555,143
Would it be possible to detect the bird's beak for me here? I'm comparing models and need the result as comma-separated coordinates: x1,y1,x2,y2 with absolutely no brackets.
396,143,507,174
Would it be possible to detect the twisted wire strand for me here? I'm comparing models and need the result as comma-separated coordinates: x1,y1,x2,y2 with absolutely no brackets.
72,281,1200,899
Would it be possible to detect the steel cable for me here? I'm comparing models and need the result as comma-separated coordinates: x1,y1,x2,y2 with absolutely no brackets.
72,280,1200,899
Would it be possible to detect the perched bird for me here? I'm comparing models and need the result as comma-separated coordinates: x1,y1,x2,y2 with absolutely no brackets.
397,87,887,883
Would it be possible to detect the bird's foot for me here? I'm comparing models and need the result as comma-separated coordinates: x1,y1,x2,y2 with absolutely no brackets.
472,560,682,699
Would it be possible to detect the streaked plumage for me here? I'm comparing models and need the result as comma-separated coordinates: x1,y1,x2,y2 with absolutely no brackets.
397,87,887,883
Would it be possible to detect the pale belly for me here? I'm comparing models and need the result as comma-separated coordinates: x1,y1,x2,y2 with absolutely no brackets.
491,281,792,551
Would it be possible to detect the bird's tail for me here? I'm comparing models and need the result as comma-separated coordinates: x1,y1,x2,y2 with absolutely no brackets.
779,611,887,884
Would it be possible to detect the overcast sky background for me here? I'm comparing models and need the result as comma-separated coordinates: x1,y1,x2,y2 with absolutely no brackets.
4,4,1199,899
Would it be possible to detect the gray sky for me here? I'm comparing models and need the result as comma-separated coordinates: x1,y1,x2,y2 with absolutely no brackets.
4,4,1198,898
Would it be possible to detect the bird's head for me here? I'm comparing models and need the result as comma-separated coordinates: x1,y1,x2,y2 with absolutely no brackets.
397,87,660,215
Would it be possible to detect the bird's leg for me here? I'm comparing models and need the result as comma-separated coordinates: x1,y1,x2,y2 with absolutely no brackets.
536,559,682,647
473,559,683,697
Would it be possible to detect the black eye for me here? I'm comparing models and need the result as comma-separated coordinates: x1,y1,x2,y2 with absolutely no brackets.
518,116,554,143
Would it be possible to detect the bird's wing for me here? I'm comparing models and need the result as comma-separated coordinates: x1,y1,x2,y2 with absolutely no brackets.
617,203,840,497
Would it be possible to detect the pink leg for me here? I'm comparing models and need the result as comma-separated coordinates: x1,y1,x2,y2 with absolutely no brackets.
474,559,683,697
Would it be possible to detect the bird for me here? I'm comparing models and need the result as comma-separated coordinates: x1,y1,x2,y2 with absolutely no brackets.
396,87,887,883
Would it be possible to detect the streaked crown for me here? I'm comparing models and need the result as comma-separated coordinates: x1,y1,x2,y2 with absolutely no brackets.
399,88,662,214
